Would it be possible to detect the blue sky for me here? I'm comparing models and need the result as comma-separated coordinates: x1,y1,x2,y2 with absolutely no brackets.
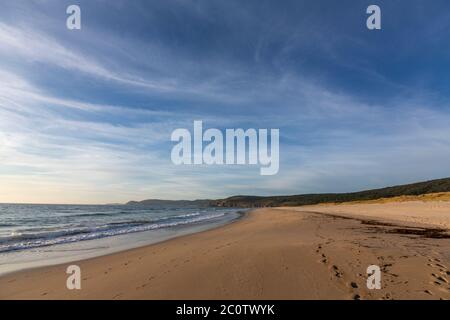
1,0,450,204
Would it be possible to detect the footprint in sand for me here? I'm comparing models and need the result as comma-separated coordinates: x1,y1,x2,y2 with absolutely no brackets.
315,245,328,264
431,273,449,285
332,265,343,278
382,293,392,300
437,276,448,283
137,283,149,290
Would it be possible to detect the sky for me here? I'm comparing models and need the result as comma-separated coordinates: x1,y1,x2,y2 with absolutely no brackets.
1,0,450,204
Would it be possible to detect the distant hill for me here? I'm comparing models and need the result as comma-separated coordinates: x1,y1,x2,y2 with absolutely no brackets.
210,177,450,208
126,199,211,208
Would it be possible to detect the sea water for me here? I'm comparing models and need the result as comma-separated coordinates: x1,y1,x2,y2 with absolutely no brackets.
0,204,243,275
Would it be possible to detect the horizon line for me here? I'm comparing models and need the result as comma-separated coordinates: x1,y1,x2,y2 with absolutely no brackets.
2,176,449,206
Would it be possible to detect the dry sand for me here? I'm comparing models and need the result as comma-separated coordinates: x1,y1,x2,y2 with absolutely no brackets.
288,201,450,230
0,203,449,300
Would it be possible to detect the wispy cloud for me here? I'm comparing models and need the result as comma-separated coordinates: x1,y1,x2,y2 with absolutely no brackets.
1,1,450,203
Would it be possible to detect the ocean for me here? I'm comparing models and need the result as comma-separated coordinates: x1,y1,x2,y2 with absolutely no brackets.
0,204,243,275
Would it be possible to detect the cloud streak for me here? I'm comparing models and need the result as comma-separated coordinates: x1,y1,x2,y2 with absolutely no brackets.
1,0,450,203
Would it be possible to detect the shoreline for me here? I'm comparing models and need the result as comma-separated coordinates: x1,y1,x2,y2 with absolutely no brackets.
0,209,247,277
0,204,449,300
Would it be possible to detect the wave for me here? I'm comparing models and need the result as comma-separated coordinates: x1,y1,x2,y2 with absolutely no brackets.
0,212,204,241
0,212,227,253
0,223,16,227
48,208,200,219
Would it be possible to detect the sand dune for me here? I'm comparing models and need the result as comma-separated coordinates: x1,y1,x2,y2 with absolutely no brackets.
0,203,449,300
288,200,450,229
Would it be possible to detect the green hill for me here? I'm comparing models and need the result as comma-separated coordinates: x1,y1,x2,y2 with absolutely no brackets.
210,177,450,207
